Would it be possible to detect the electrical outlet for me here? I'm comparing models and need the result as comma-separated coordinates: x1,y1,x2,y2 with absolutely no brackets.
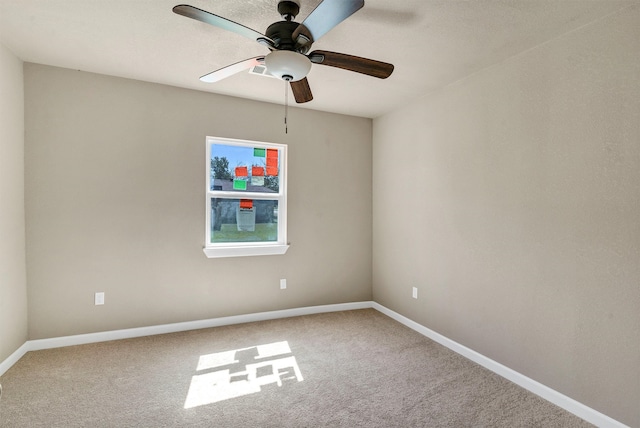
95,292,105,305
412,287,418,299
0,383,3,401
280,279,287,290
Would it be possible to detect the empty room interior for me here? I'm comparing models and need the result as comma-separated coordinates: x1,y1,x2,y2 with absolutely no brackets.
1,0,639,426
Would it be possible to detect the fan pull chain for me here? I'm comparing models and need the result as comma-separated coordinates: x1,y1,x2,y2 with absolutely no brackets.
284,81,289,134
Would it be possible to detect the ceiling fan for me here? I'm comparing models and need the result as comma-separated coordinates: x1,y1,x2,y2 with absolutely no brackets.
173,0,394,104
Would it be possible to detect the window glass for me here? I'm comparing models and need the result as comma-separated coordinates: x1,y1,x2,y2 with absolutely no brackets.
210,198,278,243
210,144,279,193
204,137,288,258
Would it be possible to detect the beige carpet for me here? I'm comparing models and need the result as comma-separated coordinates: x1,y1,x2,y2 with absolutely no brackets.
0,309,592,427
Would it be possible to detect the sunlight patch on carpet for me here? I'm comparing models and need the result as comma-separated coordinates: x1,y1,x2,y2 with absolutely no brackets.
184,341,304,409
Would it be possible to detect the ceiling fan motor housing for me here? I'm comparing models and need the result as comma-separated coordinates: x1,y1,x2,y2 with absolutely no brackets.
266,21,303,52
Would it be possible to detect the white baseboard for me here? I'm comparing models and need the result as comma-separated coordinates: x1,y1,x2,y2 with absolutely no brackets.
14,301,374,356
372,302,627,428
0,342,31,378
0,301,626,427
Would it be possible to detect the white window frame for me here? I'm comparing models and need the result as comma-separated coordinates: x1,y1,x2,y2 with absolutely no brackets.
204,136,289,258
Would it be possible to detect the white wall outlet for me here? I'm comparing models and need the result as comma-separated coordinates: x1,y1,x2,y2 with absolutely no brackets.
280,279,287,290
0,383,3,401
95,292,105,305
412,287,418,299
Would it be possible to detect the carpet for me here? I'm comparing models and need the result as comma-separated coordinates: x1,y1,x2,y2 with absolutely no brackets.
0,309,592,427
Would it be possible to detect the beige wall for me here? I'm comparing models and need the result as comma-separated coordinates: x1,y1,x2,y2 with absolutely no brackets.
24,64,372,340
0,43,28,363
373,5,639,427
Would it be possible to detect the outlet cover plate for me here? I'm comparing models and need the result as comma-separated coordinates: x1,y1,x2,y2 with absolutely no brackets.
95,292,105,305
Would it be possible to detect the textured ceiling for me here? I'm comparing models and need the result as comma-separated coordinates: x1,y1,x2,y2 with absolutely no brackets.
0,0,636,118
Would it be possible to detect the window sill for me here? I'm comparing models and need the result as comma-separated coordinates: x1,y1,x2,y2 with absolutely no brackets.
203,244,289,258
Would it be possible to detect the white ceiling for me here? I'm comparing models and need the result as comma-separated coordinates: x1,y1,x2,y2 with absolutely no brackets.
0,0,636,118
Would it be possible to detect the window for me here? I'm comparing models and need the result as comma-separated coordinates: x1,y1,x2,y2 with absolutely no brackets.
204,136,288,258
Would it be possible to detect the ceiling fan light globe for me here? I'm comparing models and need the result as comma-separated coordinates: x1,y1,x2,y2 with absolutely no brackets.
265,50,311,82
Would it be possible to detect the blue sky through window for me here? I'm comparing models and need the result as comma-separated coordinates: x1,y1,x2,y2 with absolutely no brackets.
211,144,274,170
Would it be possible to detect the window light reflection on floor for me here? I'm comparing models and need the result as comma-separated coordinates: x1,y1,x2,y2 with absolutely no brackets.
184,341,303,409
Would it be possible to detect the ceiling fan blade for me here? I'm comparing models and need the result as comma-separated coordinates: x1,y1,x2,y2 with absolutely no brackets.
308,50,394,79
290,78,313,103
173,5,274,47
292,0,364,43
200,56,265,83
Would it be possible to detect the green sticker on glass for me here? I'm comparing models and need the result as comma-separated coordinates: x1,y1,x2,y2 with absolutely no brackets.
233,179,247,190
254,148,266,157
